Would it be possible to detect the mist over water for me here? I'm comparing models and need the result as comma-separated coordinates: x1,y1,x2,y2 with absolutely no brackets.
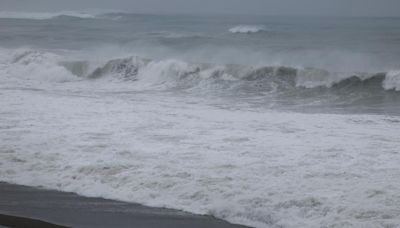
1,12,400,113
1,11,400,228
1,12,400,69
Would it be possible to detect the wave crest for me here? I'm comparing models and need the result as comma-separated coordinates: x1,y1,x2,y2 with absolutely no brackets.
2,48,400,94
383,71,400,91
1,49,77,82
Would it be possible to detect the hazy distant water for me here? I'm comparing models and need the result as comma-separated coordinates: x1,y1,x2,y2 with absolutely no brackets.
1,12,400,228
2,13,400,71
1,12,400,114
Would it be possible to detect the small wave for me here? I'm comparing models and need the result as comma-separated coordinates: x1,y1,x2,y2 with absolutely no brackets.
96,12,130,21
229,25,266,34
0,11,96,20
147,31,199,39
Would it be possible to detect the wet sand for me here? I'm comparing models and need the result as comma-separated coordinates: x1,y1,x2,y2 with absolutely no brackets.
0,182,249,228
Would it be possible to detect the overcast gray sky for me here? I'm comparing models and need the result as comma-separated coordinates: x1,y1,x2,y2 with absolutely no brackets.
1,0,400,17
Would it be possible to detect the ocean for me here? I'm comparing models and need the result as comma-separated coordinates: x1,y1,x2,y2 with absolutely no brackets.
1,11,400,228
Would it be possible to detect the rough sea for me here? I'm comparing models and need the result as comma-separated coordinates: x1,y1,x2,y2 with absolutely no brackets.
1,11,400,228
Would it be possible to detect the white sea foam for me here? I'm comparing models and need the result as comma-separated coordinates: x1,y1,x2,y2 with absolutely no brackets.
0,49,77,82
295,67,340,88
1,48,399,94
229,25,266,34
1,84,400,228
1,13,400,227
383,70,400,91
1,47,400,228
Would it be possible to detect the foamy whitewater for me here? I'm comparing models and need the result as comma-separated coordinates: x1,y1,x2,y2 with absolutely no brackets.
1,13,400,228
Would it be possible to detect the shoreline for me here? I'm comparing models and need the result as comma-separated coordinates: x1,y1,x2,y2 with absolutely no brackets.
0,182,250,228
0,214,67,228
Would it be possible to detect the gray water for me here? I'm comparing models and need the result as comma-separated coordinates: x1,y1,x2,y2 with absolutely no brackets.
1,13,400,114
1,14,400,69
2,12,400,228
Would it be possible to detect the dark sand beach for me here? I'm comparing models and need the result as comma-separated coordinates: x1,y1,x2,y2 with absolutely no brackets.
0,182,249,228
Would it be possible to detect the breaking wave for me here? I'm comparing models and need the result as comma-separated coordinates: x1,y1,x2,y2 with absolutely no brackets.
2,48,400,95
229,25,266,34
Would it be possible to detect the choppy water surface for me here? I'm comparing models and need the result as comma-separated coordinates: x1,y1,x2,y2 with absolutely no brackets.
1,12,400,228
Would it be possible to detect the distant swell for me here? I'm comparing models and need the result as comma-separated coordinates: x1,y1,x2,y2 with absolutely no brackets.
229,25,266,34
0,11,97,20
